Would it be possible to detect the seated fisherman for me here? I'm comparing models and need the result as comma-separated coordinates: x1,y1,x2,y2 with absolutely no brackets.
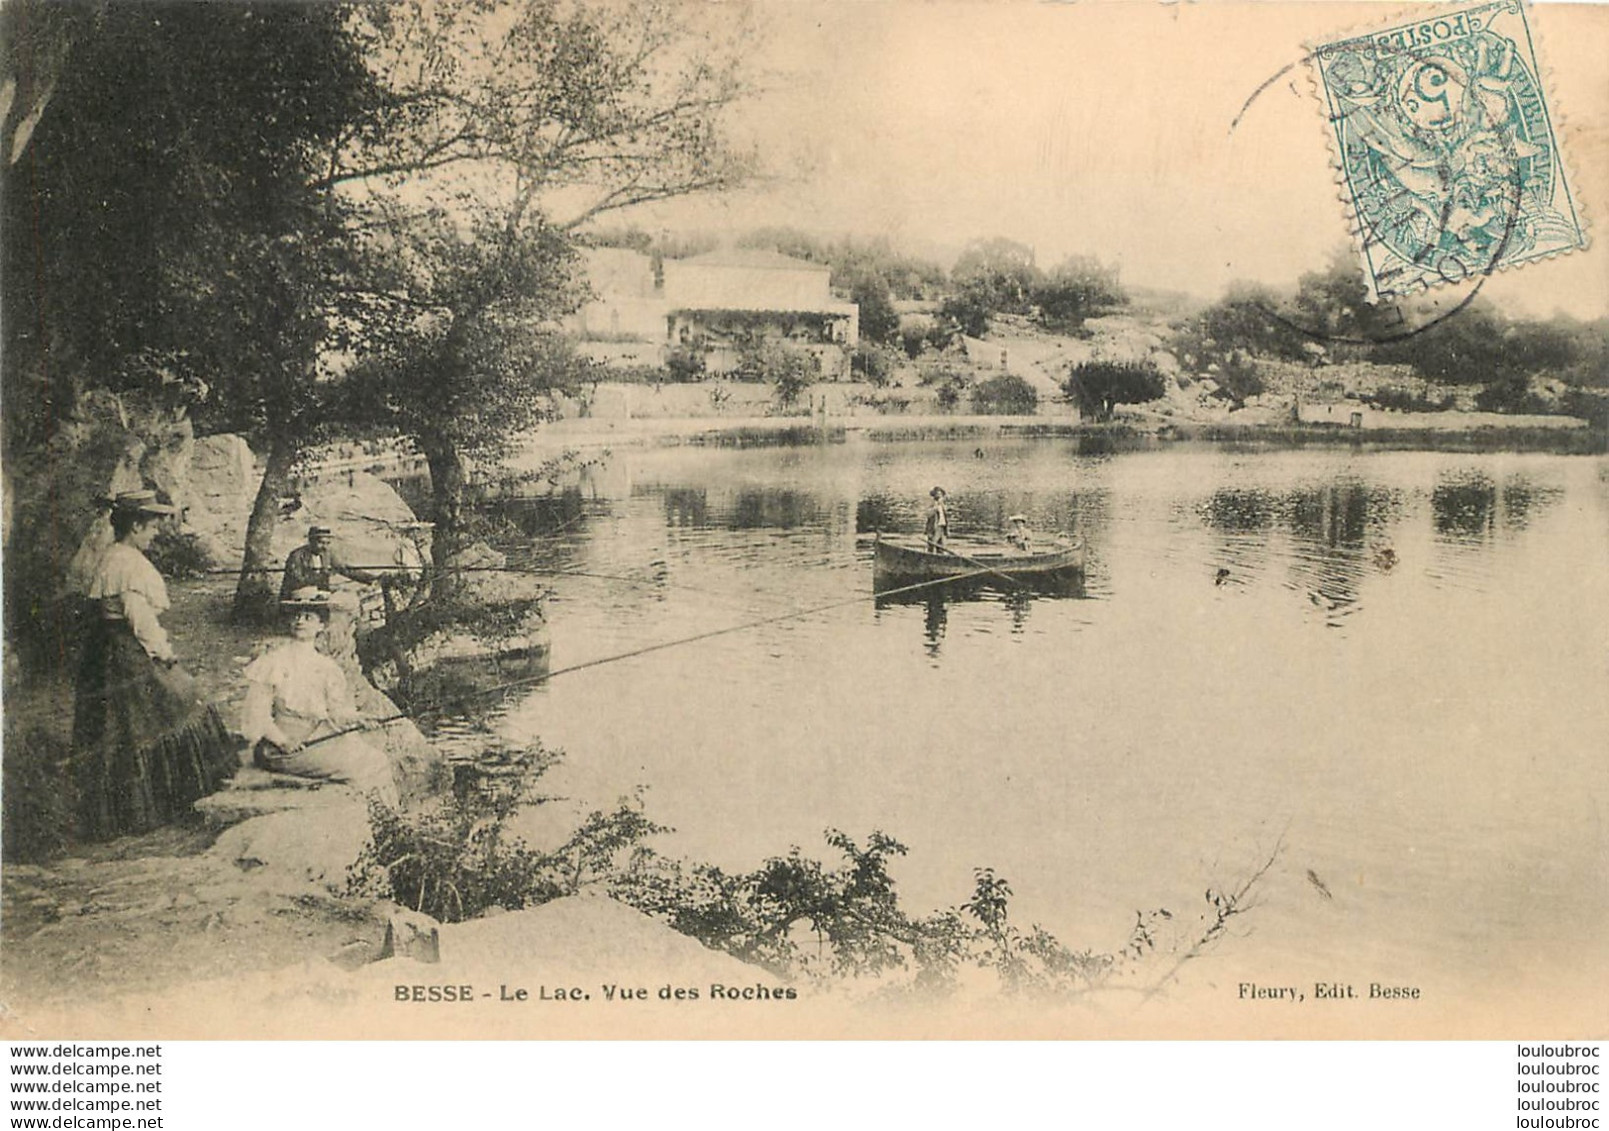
280,525,380,601
241,587,399,805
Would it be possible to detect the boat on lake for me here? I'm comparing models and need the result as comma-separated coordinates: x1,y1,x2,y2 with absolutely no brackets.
872,534,1085,586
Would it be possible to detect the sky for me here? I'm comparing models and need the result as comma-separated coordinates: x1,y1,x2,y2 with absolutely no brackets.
629,1,1609,319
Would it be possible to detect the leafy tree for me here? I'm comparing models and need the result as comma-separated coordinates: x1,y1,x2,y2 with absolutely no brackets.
736,340,818,408
1183,281,1310,366
1063,360,1166,421
970,373,1039,415
1032,255,1126,332
1,1,380,623
942,237,1042,336
848,273,899,344
332,0,755,588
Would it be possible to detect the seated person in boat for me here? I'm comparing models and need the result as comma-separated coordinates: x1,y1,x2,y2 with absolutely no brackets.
1005,514,1033,553
241,587,398,805
925,486,949,551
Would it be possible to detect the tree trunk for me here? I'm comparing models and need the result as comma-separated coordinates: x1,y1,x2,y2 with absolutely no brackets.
419,429,465,601
234,433,297,625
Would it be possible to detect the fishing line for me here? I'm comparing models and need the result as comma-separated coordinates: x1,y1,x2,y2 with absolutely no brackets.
293,562,1013,750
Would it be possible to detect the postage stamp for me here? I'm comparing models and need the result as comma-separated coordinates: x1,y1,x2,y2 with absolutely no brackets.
1310,2,1587,302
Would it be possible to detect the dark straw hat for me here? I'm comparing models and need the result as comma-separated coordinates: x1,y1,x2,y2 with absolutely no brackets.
106,490,177,517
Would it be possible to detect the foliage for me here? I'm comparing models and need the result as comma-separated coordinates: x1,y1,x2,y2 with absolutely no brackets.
329,0,756,585
970,373,1040,416
0,2,379,621
1213,353,1266,406
851,343,898,387
849,273,900,344
352,745,1281,997
2,1,374,458
1178,282,1311,369
1362,386,1456,413
348,742,669,922
735,228,947,300
1031,255,1127,332
665,344,708,383
735,341,819,407
143,529,217,581
941,237,1042,337
1063,361,1167,421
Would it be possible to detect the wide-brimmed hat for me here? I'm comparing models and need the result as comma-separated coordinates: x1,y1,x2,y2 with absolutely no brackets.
930,486,947,499
1007,514,1028,523
105,490,177,518
308,525,334,540
280,586,333,611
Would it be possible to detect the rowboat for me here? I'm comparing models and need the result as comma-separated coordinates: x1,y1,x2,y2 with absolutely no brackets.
872,534,1085,585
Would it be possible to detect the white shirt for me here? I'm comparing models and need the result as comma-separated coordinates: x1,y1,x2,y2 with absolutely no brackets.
87,543,174,661
241,639,359,747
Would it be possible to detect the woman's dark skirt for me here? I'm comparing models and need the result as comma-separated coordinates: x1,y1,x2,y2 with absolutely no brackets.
72,619,238,841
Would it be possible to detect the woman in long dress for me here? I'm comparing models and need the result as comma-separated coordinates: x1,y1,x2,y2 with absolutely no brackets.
241,587,398,806
73,491,238,839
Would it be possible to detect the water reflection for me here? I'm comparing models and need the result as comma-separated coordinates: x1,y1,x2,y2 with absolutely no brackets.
1194,481,1404,618
1431,472,1563,541
873,573,1086,655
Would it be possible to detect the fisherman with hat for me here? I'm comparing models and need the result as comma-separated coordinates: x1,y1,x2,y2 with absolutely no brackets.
280,525,381,601
924,486,950,552
73,490,237,839
240,586,398,804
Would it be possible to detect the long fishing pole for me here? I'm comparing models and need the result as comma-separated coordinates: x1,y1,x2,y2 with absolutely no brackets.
289,562,1010,752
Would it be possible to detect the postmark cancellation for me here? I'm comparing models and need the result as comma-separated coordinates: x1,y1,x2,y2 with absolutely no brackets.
1310,2,1587,302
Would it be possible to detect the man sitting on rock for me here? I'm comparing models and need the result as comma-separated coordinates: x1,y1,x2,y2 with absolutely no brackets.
280,525,380,601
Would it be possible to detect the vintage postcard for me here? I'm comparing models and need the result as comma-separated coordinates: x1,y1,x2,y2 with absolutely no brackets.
1,0,1605,1042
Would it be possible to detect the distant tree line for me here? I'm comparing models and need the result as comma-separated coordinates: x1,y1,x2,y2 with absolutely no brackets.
1173,253,1609,420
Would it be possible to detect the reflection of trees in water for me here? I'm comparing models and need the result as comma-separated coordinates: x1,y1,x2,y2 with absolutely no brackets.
1196,488,1277,533
729,489,825,531
487,488,593,539
1196,481,1403,612
1431,473,1563,540
661,486,708,528
661,486,826,531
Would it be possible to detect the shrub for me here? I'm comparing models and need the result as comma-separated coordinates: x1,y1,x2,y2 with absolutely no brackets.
970,372,1039,415
1063,360,1167,421
736,340,820,408
1362,385,1455,413
664,344,706,383
851,342,896,387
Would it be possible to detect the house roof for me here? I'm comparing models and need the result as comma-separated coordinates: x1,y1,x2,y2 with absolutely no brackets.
668,301,858,317
672,248,831,273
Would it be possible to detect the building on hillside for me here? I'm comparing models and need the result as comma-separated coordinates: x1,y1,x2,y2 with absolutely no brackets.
566,246,861,379
566,248,670,368
661,249,859,379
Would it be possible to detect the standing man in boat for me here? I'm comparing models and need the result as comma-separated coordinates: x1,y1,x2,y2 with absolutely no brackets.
925,487,950,552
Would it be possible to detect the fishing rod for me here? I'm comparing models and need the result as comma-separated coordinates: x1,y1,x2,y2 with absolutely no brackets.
288,562,1014,752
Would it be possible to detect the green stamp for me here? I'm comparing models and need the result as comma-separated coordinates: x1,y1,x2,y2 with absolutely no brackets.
1311,2,1587,302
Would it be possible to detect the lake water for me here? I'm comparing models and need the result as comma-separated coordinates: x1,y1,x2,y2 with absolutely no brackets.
463,440,1608,1026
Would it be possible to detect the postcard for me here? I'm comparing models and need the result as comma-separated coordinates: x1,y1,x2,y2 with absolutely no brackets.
2,0,1605,1041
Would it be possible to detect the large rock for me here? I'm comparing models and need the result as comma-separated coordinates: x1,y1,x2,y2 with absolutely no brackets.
207,804,374,893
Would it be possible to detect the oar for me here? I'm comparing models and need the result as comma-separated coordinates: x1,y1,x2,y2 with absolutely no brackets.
932,541,1027,590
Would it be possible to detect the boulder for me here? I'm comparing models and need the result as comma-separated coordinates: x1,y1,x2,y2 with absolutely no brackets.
207,804,374,892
